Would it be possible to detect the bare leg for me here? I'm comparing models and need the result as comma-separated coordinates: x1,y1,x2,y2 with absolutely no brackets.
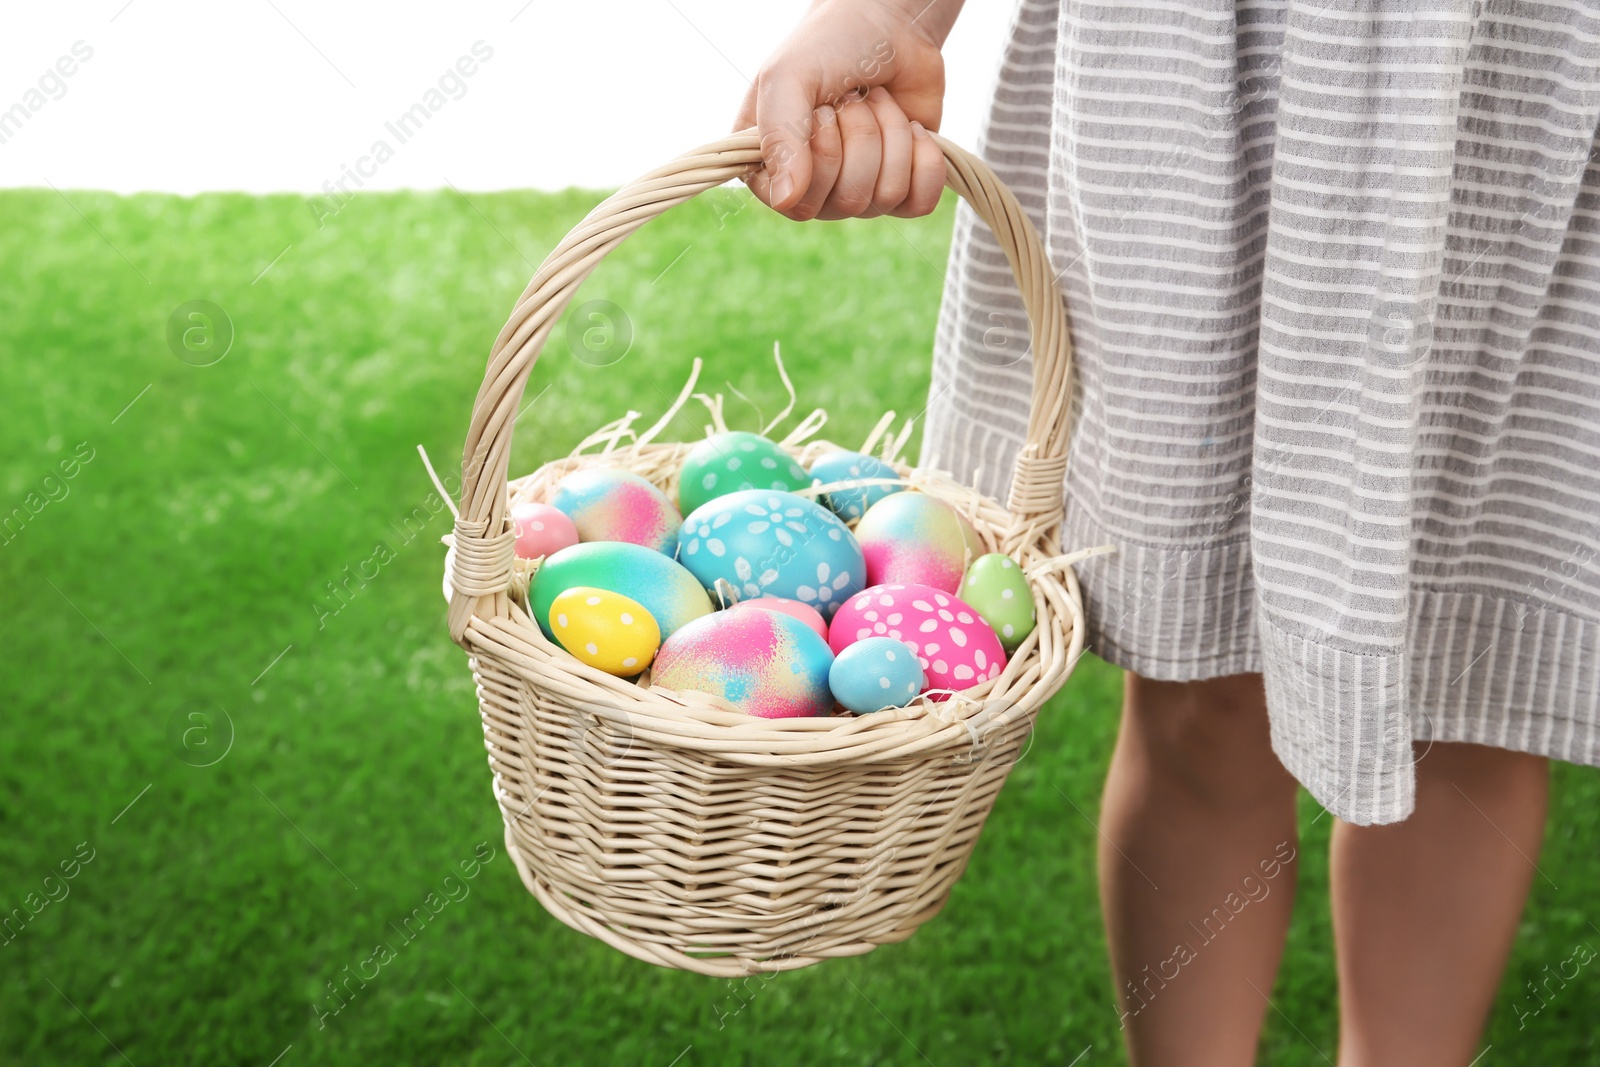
1333,741,1548,1067
1100,672,1301,1066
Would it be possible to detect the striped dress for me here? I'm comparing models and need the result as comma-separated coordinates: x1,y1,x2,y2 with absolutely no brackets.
923,0,1600,824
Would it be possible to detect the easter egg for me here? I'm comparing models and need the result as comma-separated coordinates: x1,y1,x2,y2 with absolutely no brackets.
678,431,811,515
547,586,661,676
510,501,580,560
677,490,865,621
829,583,1006,700
958,553,1037,653
829,637,925,714
854,493,983,593
652,608,834,718
730,597,828,642
549,468,681,556
529,542,712,643
809,450,905,522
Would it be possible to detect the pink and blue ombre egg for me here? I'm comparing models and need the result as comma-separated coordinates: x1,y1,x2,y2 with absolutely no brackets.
854,492,983,594
651,608,835,718
677,489,865,620
549,468,682,556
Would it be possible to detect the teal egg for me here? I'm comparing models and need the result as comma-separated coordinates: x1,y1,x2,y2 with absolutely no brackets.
828,636,925,714
529,542,712,644
809,450,904,522
957,553,1037,653
678,432,811,515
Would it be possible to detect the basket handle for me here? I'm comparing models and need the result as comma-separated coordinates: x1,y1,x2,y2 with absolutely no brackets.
447,130,1075,642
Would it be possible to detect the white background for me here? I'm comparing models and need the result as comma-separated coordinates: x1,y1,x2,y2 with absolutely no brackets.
0,1,1014,194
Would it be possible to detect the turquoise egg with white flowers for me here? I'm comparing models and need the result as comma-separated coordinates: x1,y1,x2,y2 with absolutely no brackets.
677,489,865,620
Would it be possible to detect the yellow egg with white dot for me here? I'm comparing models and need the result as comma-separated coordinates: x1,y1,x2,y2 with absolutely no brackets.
547,586,661,676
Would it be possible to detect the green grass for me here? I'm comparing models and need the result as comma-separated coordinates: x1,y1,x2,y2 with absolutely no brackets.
0,183,1595,1066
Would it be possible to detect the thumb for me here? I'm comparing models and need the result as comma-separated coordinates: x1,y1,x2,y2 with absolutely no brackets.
755,71,820,211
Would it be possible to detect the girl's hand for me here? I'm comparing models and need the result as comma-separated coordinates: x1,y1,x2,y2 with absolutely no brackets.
735,0,962,221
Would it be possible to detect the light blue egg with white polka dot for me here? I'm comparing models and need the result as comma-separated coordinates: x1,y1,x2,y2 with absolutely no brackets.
828,636,925,714
677,489,865,620
809,450,905,522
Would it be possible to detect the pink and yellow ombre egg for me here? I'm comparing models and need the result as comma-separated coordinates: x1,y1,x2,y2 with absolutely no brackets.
549,468,682,556
853,492,983,593
651,608,834,719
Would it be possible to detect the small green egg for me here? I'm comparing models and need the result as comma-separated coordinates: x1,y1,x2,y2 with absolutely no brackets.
677,431,811,515
957,553,1036,653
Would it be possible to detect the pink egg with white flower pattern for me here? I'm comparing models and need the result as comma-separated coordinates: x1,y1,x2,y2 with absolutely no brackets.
853,493,983,593
827,583,1005,701
511,501,580,560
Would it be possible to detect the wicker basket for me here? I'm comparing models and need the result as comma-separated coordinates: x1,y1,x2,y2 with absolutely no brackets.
444,130,1086,976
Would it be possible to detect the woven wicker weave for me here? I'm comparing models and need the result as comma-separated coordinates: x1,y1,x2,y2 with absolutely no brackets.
445,130,1086,976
